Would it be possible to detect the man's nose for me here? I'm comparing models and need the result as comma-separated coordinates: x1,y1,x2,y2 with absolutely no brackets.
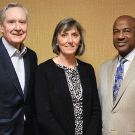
14,23,21,30
118,31,125,40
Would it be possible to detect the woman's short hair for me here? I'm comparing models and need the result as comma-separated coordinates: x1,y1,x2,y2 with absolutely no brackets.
52,18,85,56
0,2,29,23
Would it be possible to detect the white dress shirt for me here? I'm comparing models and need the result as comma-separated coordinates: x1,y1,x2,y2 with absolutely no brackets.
2,37,27,93
116,48,135,79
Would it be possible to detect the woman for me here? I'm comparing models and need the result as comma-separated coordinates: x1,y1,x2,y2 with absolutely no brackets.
35,18,102,135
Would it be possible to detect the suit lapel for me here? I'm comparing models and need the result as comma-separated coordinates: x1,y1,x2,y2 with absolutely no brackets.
23,52,30,101
108,56,118,108
114,56,135,107
0,39,24,99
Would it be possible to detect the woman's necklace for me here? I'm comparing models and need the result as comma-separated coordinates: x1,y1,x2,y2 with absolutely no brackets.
58,56,62,66
58,56,77,68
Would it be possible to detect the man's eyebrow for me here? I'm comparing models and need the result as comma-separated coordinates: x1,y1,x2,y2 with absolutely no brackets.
113,28,119,31
113,28,131,31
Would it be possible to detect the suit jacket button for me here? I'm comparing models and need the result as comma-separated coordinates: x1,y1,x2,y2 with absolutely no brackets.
112,111,116,114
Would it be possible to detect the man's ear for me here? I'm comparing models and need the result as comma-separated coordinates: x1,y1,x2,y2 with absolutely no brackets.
0,22,4,33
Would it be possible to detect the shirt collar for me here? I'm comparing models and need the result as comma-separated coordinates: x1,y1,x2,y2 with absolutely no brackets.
2,37,27,57
118,48,135,62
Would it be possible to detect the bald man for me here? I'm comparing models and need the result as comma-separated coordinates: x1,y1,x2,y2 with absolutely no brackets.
98,15,135,135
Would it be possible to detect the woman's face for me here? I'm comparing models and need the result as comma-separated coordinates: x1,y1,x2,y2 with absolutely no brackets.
57,27,81,56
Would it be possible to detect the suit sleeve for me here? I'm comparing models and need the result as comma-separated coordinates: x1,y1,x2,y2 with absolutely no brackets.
85,66,102,135
25,49,39,135
35,64,66,135
98,65,102,105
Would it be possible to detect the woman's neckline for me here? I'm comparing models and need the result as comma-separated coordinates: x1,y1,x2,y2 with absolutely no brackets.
52,56,78,69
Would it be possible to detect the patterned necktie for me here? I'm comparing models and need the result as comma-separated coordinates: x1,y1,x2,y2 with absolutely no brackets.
113,58,127,104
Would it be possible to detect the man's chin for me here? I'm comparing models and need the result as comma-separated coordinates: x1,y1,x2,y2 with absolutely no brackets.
10,41,23,49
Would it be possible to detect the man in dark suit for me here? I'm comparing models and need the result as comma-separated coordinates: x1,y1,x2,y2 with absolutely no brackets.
0,2,37,135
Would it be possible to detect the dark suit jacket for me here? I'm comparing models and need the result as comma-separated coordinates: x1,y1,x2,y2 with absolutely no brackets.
0,38,38,135
35,59,102,135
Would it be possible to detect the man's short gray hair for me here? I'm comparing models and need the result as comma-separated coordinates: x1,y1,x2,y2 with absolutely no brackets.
0,2,29,23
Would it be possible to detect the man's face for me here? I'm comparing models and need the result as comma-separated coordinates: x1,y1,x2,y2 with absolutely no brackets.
0,7,28,49
113,16,135,57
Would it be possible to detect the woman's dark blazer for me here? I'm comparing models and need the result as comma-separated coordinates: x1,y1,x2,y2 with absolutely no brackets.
35,59,102,135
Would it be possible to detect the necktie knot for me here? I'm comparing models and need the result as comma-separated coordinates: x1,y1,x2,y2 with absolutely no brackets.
120,58,127,64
